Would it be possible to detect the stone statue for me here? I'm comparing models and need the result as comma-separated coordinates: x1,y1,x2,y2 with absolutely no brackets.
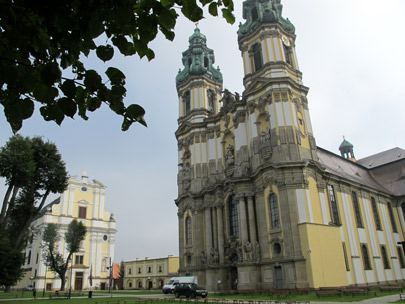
226,144,235,166
244,241,253,261
201,249,207,264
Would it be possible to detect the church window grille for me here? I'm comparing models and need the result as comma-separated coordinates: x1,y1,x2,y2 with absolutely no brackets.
185,216,192,244
342,243,350,271
361,244,372,270
327,185,340,225
371,197,382,230
269,193,280,228
387,202,397,233
352,192,363,228
207,90,215,112
78,206,87,219
228,195,239,238
397,247,405,268
185,91,191,115
252,43,263,72
381,245,390,269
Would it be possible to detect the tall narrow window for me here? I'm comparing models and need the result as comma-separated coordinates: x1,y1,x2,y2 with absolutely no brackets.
327,185,340,225
361,244,372,270
269,193,280,228
251,7,258,21
207,90,215,112
397,247,405,269
185,216,192,245
352,192,363,228
381,245,390,269
78,206,87,219
252,43,263,72
342,243,350,271
27,251,31,264
371,197,382,230
185,91,191,115
283,45,291,65
204,57,209,68
387,202,398,233
228,195,239,238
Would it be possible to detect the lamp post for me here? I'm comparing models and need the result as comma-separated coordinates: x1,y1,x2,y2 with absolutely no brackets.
68,258,73,299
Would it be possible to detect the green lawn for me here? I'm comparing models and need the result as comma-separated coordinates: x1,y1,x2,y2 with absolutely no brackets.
0,289,403,303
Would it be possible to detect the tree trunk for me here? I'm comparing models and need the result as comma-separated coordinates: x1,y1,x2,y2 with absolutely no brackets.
0,184,13,232
60,276,66,291
5,285,11,293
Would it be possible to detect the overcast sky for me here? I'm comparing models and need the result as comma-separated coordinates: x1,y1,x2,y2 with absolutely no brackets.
1,0,405,263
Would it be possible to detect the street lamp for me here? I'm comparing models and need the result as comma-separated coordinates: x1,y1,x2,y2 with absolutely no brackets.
68,258,73,299
106,257,112,296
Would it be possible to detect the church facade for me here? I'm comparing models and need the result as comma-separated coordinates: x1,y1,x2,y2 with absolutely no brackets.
19,173,117,291
174,0,405,290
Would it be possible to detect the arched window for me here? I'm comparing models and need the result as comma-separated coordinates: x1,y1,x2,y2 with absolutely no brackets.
387,202,397,233
185,216,192,244
204,57,209,68
327,185,340,225
283,45,291,65
184,91,191,115
207,89,215,112
252,43,263,72
228,195,239,238
269,193,280,228
138,281,142,288
397,246,405,269
352,192,363,228
371,197,382,230
381,245,390,269
361,244,371,270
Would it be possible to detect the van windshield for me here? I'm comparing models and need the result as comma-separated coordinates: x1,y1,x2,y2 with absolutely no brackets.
168,280,175,284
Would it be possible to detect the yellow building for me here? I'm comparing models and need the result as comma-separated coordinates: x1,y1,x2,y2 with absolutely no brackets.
19,173,117,291
123,256,179,290
174,0,405,290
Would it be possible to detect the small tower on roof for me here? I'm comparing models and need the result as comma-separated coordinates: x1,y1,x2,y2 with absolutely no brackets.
339,137,355,161
176,27,223,122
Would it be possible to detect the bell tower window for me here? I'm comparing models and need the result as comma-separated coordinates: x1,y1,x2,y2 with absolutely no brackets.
252,43,263,72
204,57,209,68
283,45,291,65
184,91,191,115
251,7,258,21
207,89,215,112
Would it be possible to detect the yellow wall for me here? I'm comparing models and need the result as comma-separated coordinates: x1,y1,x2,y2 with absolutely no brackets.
299,223,348,287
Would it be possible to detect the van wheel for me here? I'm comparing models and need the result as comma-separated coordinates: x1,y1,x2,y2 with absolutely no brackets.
191,292,196,298
175,292,180,298
202,295,207,298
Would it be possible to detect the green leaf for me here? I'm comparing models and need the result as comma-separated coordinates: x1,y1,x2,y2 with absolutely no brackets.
61,80,77,99
96,45,114,62
33,84,59,104
112,36,129,55
158,8,177,30
161,0,175,7
86,97,101,112
181,0,204,22
106,67,125,86
57,97,77,118
40,62,62,86
221,8,235,24
18,98,35,120
40,105,64,125
84,70,102,93
208,2,218,16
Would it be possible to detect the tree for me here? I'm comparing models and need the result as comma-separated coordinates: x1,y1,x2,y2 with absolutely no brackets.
42,219,87,291
119,261,125,279
0,135,68,289
0,0,235,132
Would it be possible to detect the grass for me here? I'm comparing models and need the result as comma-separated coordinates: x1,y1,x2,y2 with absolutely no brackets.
0,289,403,303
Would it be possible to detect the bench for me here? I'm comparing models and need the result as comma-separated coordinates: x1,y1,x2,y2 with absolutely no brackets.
49,292,69,299
269,289,291,298
315,289,341,298
400,293,405,300
342,288,373,297
379,286,403,292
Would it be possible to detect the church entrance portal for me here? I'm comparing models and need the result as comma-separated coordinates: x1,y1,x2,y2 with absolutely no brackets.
230,267,238,290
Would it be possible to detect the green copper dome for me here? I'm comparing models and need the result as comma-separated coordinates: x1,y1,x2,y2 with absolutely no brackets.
339,139,354,150
238,0,295,38
176,28,223,86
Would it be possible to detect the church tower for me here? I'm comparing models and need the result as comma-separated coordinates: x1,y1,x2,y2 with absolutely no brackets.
238,0,317,162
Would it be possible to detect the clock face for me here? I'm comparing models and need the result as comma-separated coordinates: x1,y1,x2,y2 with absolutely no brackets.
281,35,290,47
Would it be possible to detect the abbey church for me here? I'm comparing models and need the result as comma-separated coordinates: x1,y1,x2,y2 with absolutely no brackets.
174,0,405,290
